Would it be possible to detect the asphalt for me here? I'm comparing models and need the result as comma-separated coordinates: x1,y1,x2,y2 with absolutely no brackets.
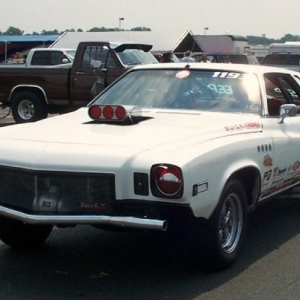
0,108,14,126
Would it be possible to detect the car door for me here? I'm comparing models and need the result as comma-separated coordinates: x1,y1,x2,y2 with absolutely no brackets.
261,72,300,197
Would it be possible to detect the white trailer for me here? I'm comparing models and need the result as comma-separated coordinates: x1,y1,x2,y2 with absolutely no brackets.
269,42,300,54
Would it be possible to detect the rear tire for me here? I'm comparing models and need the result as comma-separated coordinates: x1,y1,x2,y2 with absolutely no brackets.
0,217,52,249
11,91,48,123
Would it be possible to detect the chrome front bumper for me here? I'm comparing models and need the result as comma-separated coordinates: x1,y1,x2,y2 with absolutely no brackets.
0,204,167,231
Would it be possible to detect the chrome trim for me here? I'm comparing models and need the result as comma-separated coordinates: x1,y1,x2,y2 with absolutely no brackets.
10,85,48,104
0,205,167,231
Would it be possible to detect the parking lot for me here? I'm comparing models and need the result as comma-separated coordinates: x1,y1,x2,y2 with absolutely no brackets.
0,108,14,126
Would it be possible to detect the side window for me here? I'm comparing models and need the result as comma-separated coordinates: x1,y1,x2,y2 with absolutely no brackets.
265,74,300,117
288,55,300,65
31,52,50,65
106,52,117,68
81,46,113,68
50,52,65,65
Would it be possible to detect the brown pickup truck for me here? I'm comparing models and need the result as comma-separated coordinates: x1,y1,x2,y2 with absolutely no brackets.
0,41,157,123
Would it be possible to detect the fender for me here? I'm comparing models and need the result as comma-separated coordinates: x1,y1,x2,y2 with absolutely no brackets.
9,85,49,104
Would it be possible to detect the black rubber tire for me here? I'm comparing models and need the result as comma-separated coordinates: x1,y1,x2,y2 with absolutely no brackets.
203,179,248,270
0,217,53,249
11,91,48,123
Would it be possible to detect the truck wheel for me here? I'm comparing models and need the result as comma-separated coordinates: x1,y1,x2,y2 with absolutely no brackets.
0,217,52,249
196,179,247,271
11,91,48,123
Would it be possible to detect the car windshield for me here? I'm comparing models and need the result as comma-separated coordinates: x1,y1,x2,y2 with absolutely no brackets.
93,69,262,115
116,49,158,65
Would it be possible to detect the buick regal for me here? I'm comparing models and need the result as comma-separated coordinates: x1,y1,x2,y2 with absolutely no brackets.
0,63,300,270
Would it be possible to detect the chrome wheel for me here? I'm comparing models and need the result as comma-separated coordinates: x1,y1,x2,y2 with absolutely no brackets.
12,91,48,123
219,192,244,254
18,99,35,120
202,179,247,270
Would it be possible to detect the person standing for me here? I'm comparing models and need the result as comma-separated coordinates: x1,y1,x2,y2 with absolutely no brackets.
224,56,231,63
200,52,211,63
181,50,195,62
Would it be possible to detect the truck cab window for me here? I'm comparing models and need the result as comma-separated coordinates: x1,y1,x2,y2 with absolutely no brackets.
81,46,114,68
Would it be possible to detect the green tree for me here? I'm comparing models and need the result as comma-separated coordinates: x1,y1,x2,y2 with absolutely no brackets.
40,29,61,35
247,33,300,45
3,26,24,35
279,34,300,42
131,27,151,31
88,27,118,32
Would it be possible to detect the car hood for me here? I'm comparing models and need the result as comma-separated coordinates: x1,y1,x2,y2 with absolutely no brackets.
0,108,262,170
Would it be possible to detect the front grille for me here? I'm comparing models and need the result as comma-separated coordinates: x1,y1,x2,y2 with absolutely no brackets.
0,167,115,215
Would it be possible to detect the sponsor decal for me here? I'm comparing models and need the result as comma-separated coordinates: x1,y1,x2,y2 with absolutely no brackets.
212,72,245,79
80,202,106,210
224,122,261,132
263,155,273,168
271,177,285,187
277,167,287,177
263,170,272,182
273,167,278,178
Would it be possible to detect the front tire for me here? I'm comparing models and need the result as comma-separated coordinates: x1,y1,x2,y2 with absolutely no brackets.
11,91,48,123
0,217,53,249
204,179,247,270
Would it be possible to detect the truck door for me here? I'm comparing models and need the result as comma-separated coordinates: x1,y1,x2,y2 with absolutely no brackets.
70,45,123,103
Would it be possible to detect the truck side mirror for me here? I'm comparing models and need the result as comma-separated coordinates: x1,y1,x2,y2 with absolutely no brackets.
62,58,69,64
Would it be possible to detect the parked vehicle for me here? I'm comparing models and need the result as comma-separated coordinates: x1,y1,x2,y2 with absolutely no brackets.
0,41,157,123
25,48,76,66
260,53,300,72
192,52,259,64
152,51,180,63
1,48,76,67
269,42,300,54
0,63,300,270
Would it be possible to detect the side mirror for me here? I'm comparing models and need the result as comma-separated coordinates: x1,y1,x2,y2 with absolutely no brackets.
278,104,297,124
62,58,69,64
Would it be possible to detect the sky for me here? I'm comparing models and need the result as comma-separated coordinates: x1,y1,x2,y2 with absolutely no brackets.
1,0,299,39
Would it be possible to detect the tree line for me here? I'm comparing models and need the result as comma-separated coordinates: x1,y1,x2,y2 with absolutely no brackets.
0,26,151,36
1,26,300,45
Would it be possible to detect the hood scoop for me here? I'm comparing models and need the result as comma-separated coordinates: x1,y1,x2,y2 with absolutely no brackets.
87,104,151,125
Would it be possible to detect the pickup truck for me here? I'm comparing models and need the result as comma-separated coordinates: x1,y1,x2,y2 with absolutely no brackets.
3,48,76,67
25,48,76,66
0,41,157,123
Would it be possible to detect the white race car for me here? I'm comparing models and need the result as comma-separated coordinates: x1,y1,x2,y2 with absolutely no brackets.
0,63,300,270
